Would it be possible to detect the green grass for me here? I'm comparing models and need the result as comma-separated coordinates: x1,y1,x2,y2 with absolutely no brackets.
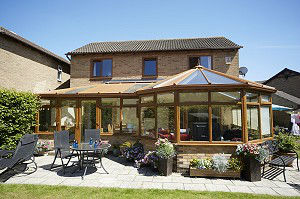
0,184,299,199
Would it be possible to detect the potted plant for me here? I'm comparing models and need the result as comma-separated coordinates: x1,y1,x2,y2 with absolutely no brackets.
189,154,241,178
35,140,51,156
155,138,175,176
235,143,269,182
112,144,121,157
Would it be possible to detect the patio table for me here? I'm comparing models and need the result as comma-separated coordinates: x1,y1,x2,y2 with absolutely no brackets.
71,142,111,179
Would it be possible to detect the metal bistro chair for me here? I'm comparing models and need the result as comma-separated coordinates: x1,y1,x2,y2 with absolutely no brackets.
262,140,299,182
84,129,101,162
50,130,78,173
0,134,38,175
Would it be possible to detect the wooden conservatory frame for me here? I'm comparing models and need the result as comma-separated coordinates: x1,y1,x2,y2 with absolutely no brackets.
37,66,276,146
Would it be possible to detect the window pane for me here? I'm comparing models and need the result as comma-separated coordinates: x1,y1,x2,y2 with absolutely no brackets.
158,106,175,142
102,59,112,77
157,93,174,104
200,56,212,69
179,92,208,103
141,95,154,103
261,106,271,138
102,98,120,106
247,105,260,140
123,98,138,105
122,107,138,134
261,95,270,102
144,59,157,76
180,105,209,141
81,101,96,141
211,92,240,102
141,107,156,138
101,107,120,133
212,105,242,142
61,100,76,138
246,93,258,102
93,62,101,77
39,100,56,132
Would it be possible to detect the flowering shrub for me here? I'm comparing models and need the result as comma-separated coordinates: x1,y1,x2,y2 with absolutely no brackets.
36,140,52,153
236,143,269,162
123,141,144,161
135,151,159,168
155,138,175,159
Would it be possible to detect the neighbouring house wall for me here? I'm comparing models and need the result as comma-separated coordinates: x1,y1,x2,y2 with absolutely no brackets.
0,34,70,93
70,49,239,87
266,75,300,99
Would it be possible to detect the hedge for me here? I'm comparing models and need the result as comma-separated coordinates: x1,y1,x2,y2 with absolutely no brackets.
0,88,40,150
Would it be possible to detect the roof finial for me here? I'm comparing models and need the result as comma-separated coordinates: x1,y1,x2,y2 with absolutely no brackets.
194,65,202,69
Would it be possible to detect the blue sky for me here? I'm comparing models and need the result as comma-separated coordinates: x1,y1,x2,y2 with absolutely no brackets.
1,0,300,81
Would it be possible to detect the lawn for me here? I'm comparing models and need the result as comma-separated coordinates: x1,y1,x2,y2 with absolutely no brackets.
0,184,299,199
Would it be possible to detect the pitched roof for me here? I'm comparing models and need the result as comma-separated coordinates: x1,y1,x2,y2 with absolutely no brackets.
67,37,242,55
0,26,69,65
263,68,300,85
138,66,276,92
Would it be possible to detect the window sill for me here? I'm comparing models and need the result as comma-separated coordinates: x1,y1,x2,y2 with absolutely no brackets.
90,77,112,81
142,76,158,79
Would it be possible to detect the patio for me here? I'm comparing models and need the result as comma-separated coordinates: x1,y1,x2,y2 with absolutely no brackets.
2,155,300,196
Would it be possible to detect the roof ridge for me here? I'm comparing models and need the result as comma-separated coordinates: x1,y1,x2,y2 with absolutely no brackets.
89,36,228,44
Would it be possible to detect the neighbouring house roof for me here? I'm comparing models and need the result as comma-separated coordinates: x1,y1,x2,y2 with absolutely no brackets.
272,90,300,110
66,37,243,55
40,66,276,97
262,68,300,85
0,26,70,65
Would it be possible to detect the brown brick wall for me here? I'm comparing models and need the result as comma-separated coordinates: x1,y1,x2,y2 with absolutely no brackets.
0,34,70,93
70,49,239,87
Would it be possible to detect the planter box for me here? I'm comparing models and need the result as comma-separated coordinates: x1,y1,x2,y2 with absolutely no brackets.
190,167,240,178
241,156,261,182
158,158,173,176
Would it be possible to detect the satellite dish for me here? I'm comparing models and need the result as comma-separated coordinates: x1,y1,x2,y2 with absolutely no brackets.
239,67,248,76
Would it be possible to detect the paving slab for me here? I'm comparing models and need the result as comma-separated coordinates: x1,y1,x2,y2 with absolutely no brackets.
227,185,254,193
249,186,279,195
272,187,300,196
163,182,184,190
142,182,163,189
184,183,206,191
205,184,230,192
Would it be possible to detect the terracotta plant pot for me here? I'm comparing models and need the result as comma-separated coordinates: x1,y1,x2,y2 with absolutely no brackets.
158,158,173,176
241,156,261,182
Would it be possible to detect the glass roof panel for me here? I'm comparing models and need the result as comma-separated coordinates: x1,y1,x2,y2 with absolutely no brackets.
202,70,240,84
178,70,208,85
65,86,95,94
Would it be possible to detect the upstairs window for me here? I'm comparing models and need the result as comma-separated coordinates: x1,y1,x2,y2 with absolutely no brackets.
57,65,62,82
143,58,157,77
92,59,112,78
189,56,212,69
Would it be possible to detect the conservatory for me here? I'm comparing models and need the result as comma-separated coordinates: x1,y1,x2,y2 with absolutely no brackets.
37,66,276,152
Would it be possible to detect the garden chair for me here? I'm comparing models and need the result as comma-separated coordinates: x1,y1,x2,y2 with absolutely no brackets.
0,134,38,174
50,130,78,173
262,140,299,182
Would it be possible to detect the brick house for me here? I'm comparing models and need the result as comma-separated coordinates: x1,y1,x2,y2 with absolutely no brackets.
66,37,241,87
0,26,70,93
39,37,276,173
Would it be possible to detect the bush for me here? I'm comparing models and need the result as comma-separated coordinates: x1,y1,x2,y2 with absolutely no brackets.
276,132,297,152
0,89,40,150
